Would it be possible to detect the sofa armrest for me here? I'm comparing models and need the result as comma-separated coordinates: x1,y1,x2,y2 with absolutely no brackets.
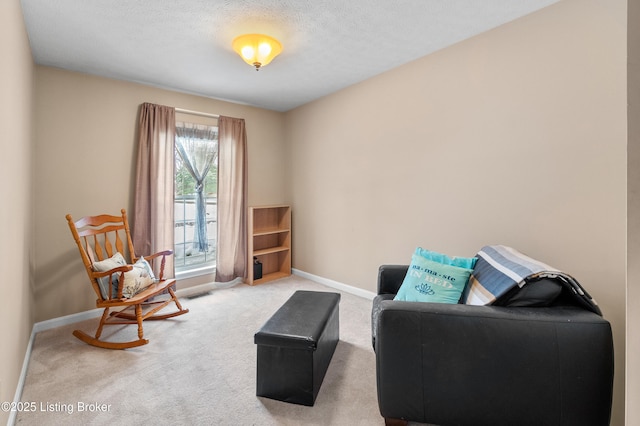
374,300,614,425
377,265,408,295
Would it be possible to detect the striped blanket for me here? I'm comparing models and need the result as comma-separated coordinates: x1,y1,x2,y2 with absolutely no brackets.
462,245,601,315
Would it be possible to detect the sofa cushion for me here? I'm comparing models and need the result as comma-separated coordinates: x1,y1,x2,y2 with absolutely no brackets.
493,278,563,307
394,248,475,304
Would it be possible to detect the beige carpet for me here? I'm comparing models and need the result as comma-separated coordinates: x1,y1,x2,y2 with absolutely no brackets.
15,276,404,425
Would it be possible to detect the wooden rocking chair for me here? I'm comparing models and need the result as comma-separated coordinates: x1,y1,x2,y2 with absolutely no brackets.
66,209,189,349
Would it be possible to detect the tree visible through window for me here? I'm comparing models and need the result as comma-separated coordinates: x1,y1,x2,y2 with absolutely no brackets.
174,122,218,272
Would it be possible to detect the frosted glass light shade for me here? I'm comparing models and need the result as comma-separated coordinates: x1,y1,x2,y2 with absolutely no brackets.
232,34,283,70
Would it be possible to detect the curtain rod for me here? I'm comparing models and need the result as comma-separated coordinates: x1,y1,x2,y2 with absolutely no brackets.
175,107,220,119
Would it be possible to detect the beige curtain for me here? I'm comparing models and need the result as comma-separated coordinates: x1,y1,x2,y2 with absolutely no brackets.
133,102,176,278
215,116,248,282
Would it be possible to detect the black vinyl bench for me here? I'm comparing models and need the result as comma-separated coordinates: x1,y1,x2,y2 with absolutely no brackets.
254,290,341,406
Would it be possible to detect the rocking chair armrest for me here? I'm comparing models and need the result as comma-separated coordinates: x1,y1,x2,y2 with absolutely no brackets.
137,249,174,262
135,250,173,281
91,265,133,278
92,265,132,300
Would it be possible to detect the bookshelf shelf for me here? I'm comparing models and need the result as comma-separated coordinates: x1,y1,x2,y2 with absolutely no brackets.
246,205,291,285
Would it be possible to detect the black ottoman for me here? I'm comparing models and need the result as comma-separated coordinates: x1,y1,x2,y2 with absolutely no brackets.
254,290,341,406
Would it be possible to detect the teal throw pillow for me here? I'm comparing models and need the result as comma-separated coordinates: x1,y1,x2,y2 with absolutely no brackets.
394,248,476,304
415,247,477,269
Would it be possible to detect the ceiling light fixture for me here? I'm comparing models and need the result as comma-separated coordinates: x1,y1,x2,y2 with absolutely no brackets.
232,34,282,71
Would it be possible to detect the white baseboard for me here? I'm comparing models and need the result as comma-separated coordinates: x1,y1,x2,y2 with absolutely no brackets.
292,268,376,300
8,327,34,426
26,273,366,336
33,308,103,334
177,277,243,298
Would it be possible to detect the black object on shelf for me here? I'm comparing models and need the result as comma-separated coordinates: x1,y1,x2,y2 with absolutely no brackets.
254,257,263,280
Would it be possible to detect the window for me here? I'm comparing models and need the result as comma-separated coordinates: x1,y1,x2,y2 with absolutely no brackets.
174,122,218,274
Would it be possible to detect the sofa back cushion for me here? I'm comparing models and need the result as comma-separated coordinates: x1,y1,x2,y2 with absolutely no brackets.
492,278,563,307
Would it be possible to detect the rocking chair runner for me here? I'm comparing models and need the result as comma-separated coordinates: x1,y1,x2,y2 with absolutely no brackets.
66,209,189,349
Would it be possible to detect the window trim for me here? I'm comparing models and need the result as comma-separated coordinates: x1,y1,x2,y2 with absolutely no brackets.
176,265,216,280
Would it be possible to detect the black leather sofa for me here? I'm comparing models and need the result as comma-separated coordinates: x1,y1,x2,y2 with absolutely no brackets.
371,265,614,426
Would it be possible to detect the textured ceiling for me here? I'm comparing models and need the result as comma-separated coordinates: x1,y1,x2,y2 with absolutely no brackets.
21,0,560,112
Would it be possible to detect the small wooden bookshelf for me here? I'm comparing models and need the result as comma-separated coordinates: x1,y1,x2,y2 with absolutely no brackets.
246,205,291,285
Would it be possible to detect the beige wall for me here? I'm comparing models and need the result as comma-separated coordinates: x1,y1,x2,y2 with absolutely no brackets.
628,0,639,423
0,0,34,424
33,67,287,322
285,0,627,424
